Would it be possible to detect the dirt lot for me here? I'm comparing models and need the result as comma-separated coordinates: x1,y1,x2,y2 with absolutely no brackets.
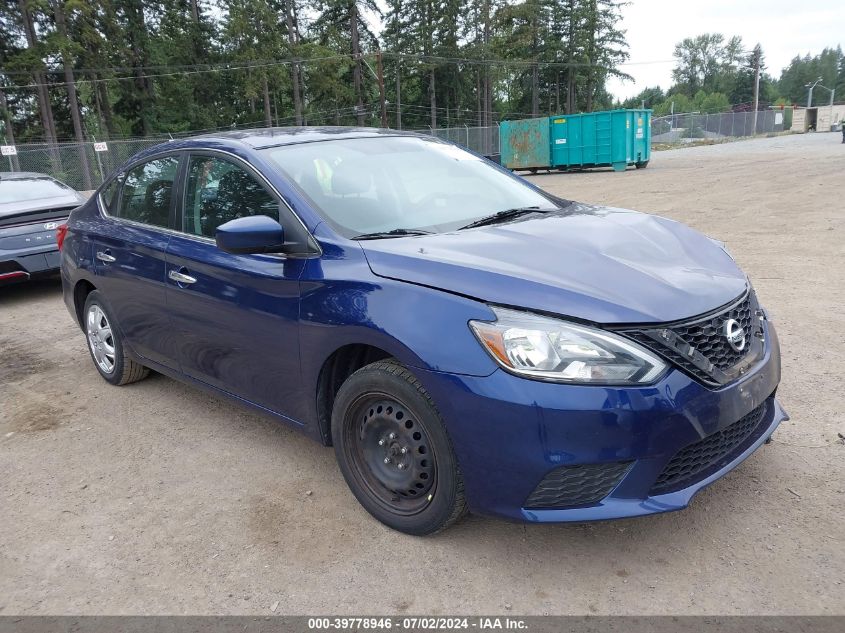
1,132,843,615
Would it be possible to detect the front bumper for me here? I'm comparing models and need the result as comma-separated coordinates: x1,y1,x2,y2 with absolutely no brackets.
415,320,785,522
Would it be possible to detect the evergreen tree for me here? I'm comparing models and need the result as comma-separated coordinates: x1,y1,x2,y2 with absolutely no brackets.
111,0,157,135
0,0,646,141
313,0,381,126
778,47,842,105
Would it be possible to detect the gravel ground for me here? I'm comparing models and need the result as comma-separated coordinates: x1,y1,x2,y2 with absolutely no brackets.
1,132,843,615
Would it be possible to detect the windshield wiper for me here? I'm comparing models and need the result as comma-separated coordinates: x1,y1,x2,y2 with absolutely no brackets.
353,228,435,240
458,206,554,230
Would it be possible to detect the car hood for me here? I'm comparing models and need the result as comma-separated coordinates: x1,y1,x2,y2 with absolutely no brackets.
359,204,748,324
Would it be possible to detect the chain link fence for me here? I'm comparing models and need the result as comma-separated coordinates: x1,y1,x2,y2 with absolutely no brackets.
2,111,791,190
423,125,501,159
423,110,790,156
651,110,790,145
2,138,166,191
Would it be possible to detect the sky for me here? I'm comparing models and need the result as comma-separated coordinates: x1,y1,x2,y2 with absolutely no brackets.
606,0,845,101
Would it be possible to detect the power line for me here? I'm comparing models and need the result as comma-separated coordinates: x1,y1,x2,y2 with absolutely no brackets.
0,54,677,79
0,55,352,90
0,52,678,92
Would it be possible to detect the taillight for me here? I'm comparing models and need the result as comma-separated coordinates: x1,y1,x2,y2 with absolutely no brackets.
56,223,69,251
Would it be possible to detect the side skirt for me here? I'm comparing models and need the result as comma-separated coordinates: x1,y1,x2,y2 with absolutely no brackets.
134,354,318,440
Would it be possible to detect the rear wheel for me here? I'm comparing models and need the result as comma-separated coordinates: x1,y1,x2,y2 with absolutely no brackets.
83,291,149,386
331,360,466,535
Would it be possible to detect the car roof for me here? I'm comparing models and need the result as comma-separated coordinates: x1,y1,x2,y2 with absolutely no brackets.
192,126,425,149
105,127,438,182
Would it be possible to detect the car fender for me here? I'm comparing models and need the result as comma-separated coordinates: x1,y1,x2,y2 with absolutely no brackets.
297,236,499,429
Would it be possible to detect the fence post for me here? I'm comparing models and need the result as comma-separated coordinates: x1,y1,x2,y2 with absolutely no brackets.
3,135,12,171
497,123,501,155
92,136,105,185
466,125,469,149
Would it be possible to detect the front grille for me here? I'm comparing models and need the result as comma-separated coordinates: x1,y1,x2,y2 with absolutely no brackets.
651,400,770,494
624,330,715,385
618,291,763,387
672,295,753,371
525,462,633,509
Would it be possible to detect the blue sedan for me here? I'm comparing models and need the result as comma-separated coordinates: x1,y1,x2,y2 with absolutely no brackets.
59,128,786,535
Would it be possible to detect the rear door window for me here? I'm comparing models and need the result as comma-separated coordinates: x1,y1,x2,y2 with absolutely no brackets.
114,156,179,228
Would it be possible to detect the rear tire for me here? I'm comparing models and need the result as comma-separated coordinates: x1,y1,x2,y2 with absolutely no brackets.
331,360,467,535
83,290,149,386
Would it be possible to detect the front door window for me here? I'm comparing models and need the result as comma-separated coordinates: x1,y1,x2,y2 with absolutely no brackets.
183,156,279,238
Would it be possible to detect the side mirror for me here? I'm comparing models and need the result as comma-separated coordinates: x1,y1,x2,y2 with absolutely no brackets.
216,215,286,254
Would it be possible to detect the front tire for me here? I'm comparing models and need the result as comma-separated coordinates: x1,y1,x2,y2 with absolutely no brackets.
331,360,467,535
83,290,149,386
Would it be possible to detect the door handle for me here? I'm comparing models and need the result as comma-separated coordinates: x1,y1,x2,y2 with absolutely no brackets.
96,250,116,263
168,269,197,285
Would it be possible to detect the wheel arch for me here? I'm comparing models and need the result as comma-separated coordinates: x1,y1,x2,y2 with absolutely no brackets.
73,278,97,329
299,274,499,445
315,343,394,446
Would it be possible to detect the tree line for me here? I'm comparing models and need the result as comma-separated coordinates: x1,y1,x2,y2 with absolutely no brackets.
0,0,630,145
620,35,845,117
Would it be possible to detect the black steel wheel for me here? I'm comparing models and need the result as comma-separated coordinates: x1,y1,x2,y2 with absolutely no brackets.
346,394,436,515
331,360,466,535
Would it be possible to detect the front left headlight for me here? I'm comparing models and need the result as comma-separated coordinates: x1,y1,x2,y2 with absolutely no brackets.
469,307,667,385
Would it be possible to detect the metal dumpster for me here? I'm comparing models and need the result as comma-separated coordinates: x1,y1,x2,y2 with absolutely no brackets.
501,109,651,172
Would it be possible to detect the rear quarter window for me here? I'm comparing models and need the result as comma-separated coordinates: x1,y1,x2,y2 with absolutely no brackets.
100,177,122,214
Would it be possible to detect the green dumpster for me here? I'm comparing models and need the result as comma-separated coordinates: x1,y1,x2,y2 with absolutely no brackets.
501,109,651,172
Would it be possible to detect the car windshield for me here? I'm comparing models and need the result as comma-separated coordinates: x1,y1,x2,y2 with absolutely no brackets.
261,136,558,237
0,176,73,206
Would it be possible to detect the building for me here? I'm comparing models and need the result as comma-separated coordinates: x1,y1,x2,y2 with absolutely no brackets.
791,104,845,133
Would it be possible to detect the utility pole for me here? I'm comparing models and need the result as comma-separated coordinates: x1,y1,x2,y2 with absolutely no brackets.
376,50,387,128
806,77,822,108
751,44,761,136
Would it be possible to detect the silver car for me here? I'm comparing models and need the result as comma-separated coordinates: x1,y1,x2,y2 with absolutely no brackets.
0,172,86,285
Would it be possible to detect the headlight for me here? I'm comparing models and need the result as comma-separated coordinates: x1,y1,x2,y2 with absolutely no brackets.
469,307,667,384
